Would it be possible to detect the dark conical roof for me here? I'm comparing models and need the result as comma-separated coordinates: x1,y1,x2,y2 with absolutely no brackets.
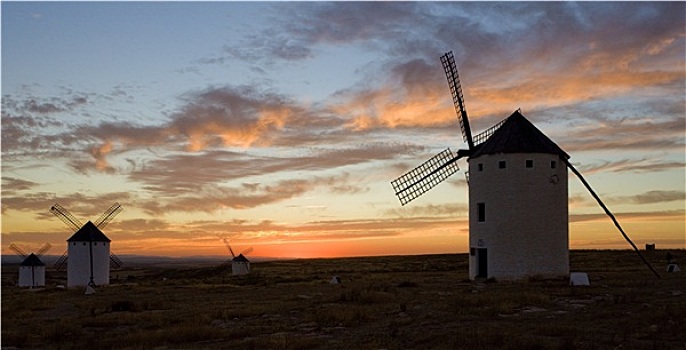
67,221,111,242
232,254,250,263
20,253,45,267
470,110,569,159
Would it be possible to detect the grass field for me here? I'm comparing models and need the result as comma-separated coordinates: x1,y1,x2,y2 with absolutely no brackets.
2,249,684,349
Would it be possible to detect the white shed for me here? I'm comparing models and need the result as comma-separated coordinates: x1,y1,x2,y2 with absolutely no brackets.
468,111,569,280
67,221,112,287
18,253,46,287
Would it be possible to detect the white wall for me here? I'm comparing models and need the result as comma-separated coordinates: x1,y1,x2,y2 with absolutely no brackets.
468,153,569,280
67,241,111,287
232,262,250,275
18,266,45,287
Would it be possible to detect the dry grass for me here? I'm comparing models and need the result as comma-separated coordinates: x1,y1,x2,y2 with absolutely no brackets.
2,250,685,349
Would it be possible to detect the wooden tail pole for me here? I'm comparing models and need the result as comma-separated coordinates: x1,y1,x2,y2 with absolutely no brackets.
565,159,661,278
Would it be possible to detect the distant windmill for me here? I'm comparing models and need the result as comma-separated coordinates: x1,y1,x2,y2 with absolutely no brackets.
222,238,253,276
9,243,51,288
51,203,124,288
392,51,659,280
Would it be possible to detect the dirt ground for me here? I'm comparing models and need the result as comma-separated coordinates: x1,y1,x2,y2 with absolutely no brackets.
2,249,685,349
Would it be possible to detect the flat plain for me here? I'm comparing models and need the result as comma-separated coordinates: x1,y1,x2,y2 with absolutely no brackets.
2,249,684,349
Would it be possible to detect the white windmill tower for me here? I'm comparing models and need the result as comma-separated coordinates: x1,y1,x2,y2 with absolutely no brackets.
51,203,124,288
392,51,660,280
222,238,253,276
9,243,51,288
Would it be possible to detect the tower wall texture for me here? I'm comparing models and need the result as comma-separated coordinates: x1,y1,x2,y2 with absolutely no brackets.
468,153,568,280
18,266,46,287
67,241,111,287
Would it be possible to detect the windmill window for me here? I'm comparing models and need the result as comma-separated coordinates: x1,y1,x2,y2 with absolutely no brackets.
498,160,506,169
94,242,97,246
551,160,557,169
83,242,87,246
477,163,483,172
526,160,533,168
477,203,486,222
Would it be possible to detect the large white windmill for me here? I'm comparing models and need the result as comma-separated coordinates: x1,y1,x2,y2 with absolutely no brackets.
9,243,51,288
222,238,253,276
392,51,660,281
51,203,124,288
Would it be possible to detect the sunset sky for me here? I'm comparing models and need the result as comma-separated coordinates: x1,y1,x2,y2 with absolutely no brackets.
2,2,684,259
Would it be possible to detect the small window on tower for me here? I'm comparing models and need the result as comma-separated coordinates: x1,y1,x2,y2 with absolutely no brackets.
478,163,483,172
83,242,86,246
526,159,533,168
94,242,97,246
499,160,506,169
477,203,486,222
551,160,557,169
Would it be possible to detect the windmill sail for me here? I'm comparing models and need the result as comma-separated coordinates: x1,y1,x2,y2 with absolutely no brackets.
54,251,68,270
94,203,122,229
441,51,474,150
392,148,461,206
110,253,123,269
50,204,83,231
9,243,28,258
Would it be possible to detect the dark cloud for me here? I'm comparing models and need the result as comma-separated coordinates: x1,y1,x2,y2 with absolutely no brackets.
616,190,685,205
572,158,686,175
1,177,38,193
384,203,468,218
570,209,685,223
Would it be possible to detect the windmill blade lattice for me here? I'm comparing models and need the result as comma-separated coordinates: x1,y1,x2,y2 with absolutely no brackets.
110,253,123,269
241,247,254,256
222,238,236,258
391,148,461,206
50,204,83,231
9,243,28,258
54,251,68,270
441,51,474,150
36,243,52,257
94,203,122,229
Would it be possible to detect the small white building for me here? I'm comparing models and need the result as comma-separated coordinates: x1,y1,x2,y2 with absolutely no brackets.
67,221,111,287
468,111,569,280
18,253,46,287
232,254,250,275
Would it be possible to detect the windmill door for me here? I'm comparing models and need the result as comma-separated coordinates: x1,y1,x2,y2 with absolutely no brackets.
476,249,488,278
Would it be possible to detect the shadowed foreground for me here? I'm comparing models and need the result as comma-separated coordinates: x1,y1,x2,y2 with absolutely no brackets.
2,250,684,349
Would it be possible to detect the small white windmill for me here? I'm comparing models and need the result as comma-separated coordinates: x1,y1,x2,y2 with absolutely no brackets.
9,243,51,288
222,238,253,276
51,203,124,288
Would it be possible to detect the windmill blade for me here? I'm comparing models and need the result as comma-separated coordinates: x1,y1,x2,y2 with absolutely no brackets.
565,159,661,279
241,247,254,256
391,148,462,206
222,238,236,258
9,243,27,258
110,253,123,269
472,117,507,147
50,203,83,231
441,51,474,150
54,251,68,270
94,203,122,229
36,243,52,257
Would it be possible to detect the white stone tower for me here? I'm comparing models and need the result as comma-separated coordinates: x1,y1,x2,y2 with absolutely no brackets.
467,111,569,280
67,221,111,287
231,254,251,275
18,254,46,287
